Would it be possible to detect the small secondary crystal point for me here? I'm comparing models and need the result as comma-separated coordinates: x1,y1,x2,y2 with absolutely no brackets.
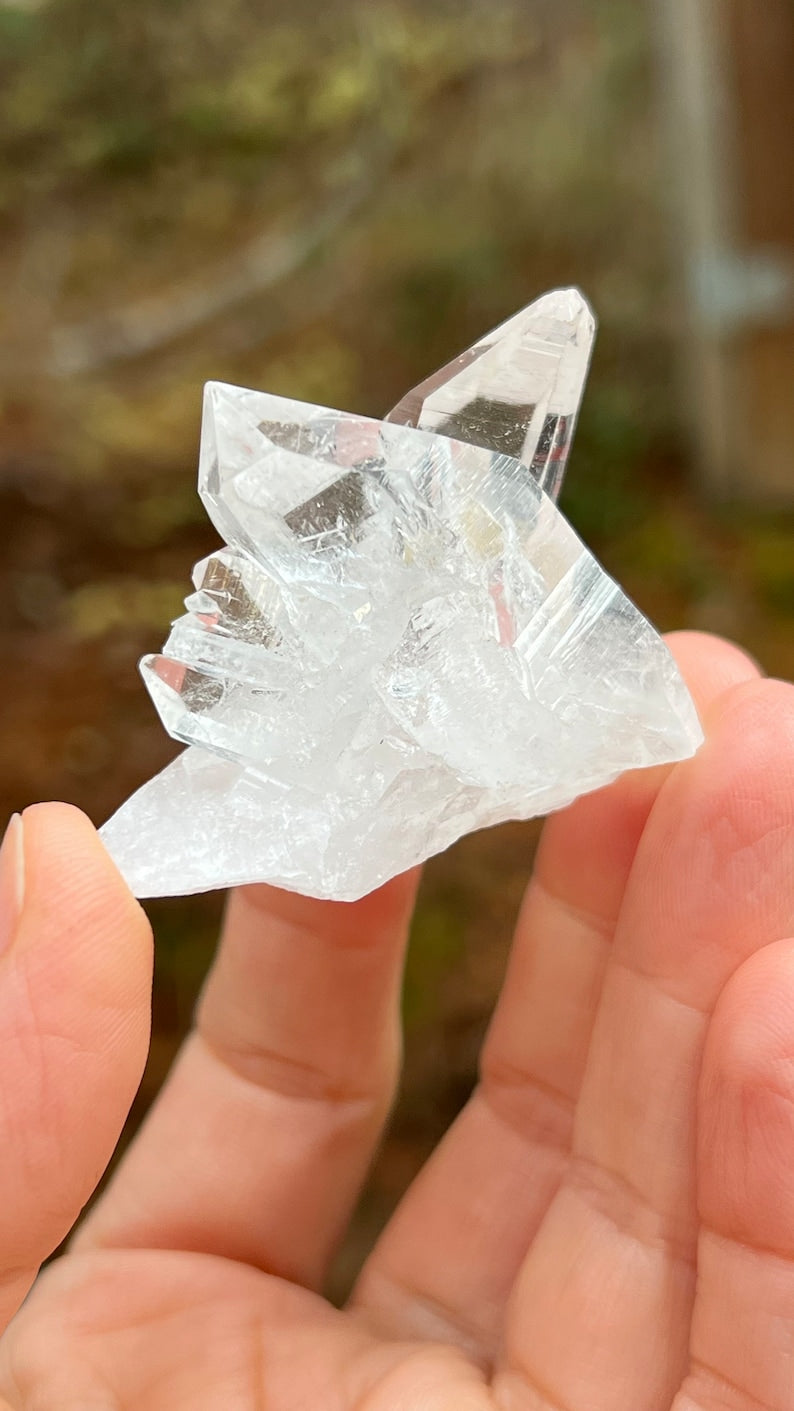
387,286,595,502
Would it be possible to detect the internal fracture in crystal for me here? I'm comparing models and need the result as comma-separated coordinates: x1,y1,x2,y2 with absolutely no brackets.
100,289,703,900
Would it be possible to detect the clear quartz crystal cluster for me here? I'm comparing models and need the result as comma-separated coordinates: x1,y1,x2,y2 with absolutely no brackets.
100,290,703,900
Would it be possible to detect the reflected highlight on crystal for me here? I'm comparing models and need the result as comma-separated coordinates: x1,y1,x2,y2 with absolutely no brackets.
386,287,595,501
100,289,703,902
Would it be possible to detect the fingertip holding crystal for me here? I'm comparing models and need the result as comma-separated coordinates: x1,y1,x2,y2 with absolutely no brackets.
99,290,703,901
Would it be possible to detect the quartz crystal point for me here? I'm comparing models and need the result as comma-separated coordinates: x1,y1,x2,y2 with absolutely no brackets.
100,291,703,901
387,287,596,501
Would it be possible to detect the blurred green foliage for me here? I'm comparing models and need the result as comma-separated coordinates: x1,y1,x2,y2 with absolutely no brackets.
744,522,794,613
67,576,184,639
403,897,467,1030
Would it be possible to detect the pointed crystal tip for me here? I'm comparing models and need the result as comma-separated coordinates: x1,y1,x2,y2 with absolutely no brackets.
386,286,596,501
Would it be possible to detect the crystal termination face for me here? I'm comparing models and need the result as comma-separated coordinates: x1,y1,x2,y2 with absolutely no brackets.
100,290,703,901
387,287,596,501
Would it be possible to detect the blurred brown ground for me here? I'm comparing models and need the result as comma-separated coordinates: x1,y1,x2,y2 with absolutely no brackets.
1,0,793,1292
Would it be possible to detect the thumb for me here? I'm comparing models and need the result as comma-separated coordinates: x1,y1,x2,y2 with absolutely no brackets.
0,803,152,1331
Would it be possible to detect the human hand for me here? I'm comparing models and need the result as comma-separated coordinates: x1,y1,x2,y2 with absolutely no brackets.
0,631,792,1411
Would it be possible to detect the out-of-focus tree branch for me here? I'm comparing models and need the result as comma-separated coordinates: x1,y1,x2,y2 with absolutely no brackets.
41,34,547,379
46,169,382,377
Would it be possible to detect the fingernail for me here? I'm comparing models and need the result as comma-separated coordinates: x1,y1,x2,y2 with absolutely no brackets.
0,814,25,956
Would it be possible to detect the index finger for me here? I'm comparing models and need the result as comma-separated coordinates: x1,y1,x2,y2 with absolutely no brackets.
76,864,420,1289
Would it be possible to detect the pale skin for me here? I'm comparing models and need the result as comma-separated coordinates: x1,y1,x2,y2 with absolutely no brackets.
0,632,793,1410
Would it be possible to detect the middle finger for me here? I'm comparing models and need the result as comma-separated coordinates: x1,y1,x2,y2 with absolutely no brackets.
352,633,758,1362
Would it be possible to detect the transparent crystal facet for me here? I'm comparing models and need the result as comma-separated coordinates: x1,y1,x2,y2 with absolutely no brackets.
386,287,596,501
100,294,703,902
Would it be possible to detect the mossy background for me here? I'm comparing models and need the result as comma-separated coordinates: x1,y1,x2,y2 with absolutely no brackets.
1,0,792,1291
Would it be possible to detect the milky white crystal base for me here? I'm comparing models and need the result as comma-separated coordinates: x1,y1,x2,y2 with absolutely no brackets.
100,383,703,902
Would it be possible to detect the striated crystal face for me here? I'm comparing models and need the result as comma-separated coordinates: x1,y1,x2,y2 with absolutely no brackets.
387,287,596,501
100,298,703,901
